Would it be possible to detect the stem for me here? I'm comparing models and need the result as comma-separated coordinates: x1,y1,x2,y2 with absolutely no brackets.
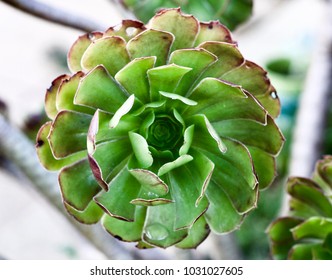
1,0,105,32
279,1,332,215
0,114,136,259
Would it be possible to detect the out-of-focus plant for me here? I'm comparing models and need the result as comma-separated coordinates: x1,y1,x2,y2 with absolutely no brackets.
268,156,332,259
119,0,253,30
36,8,283,249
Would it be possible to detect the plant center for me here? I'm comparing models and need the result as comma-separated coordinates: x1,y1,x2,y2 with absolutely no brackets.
147,115,182,151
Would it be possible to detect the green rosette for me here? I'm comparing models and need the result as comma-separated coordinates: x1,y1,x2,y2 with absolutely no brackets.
268,156,332,259
37,8,283,249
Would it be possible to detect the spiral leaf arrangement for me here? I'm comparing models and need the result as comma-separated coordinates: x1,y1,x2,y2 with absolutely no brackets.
36,9,283,249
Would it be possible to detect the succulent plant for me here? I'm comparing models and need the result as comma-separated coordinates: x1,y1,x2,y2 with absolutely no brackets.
36,8,283,249
268,156,332,259
120,0,253,30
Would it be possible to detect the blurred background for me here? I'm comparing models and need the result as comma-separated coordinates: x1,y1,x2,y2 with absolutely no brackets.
0,0,328,259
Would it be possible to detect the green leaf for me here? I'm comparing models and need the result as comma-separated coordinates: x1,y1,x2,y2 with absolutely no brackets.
166,164,210,230
75,65,128,113
129,132,153,168
194,21,233,46
291,217,332,241
202,138,258,214
129,168,168,196
287,177,332,218
288,244,318,260
102,206,146,242
115,57,156,103
64,201,104,224
56,72,94,115
214,115,284,156
168,48,217,95
94,167,141,221
247,146,276,189
147,64,191,101
158,155,193,177
59,159,101,211
176,215,210,249
189,114,227,154
81,36,130,76
109,95,135,129
185,77,267,124
45,74,69,119
148,8,199,52
127,29,173,67
204,181,242,233
179,125,194,156
36,122,85,171
159,91,197,106
313,156,332,193
198,42,244,81
268,217,303,243
131,197,173,206
105,20,146,41
48,110,92,158
222,60,279,117
67,32,103,73
142,203,188,248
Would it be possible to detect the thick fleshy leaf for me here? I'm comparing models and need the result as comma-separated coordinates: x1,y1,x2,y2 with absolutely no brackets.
109,95,135,128
102,206,146,242
158,155,193,177
291,217,332,241
323,233,332,253
105,20,146,41
185,78,267,123
289,199,320,219
147,64,192,101
94,167,141,221
148,8,199,51
201,137,258,214
179,125,194,156
49,110,92,158
131,197,173,206
67,32,103,73
64,201,104,224
81,36,130,76
268,217,303,244
222,60,280,116
194,21,233,46
75,65,128,113
288,244,317,260
115,57,156,103
312,246,332,260
185,149,215,205
36,122,85,171
204,181,242,233
142,203,188,248
56,72,94,115
287,177,332,218
198,42,244,81
168,48,217,95
313,156,332,193
45,74,70,119
59,159,101,211
167,164,209,230
129,168,168,196
129,132,153,168
175,215,210,249
214,115,284,156
247,146,276,189
127,29,173,66
189,114,227,154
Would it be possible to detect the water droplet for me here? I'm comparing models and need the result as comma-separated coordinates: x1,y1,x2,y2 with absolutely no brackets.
271,91,278,99
144,223,169,241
